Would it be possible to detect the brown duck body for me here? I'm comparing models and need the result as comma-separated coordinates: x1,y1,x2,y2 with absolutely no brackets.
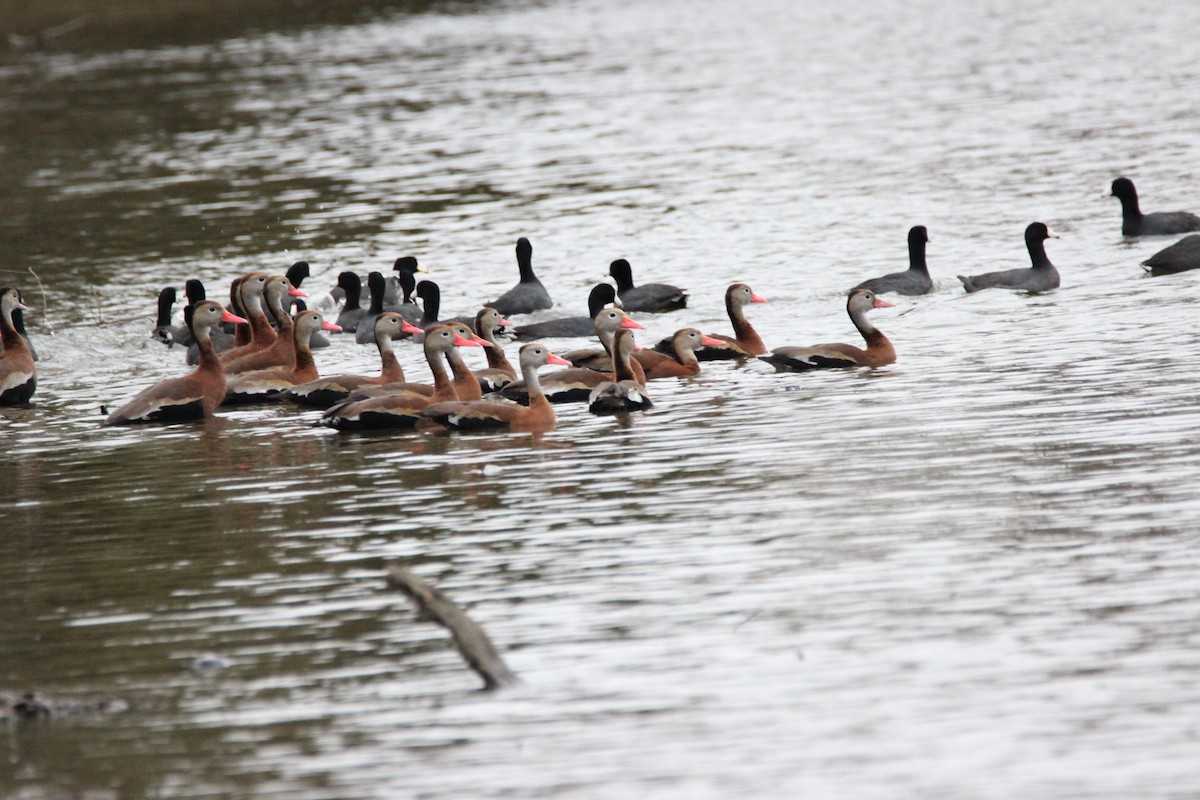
0,288,37,405
320,325,479,430
219,273,277,364
223,276,304,375
761,289,895,372
589,329,652,413
634,328,723,379
423,344,569,432
471,308,517,392
224,309,340,404
286,313,419,407
106,302,246,425
664,283,766,361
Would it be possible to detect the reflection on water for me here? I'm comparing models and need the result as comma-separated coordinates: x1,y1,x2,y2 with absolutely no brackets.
5,0,1200,797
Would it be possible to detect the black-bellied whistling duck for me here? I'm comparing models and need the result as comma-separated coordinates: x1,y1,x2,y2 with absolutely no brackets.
356,272,390,344
11,305,37,362
286,313,423,408
471,307,516,393
334,271,366,332
633,328,724,380
486,237,553,316
589,329,652,414
219,273,276,364
320,324,481,431
422,344,571,432
1110,178,1200,237
505,308,644,404
224,275,307,375
183,279,237,363
105,301,246,425
512,283,618,340
608,258,687,312
444,321,493,402
854,226,933,296
562,307,647,374
223,309,341,404
1142,234,1200,275
0,287,37,405
760,288,895,372
958,223,1060,293
664,283,766,361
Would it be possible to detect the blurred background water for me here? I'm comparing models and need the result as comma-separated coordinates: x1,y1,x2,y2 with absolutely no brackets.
3,0,1200,797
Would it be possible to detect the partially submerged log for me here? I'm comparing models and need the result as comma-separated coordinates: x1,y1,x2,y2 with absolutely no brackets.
385,565,518,691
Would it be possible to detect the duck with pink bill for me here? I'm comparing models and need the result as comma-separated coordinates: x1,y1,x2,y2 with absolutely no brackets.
760,289,895,372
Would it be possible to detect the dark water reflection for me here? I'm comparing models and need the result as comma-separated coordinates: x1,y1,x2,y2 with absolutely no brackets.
5,0,1200,797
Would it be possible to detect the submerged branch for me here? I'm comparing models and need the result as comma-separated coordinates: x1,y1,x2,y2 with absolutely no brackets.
385,564,518,691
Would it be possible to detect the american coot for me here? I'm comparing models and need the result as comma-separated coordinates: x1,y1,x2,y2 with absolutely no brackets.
152,287,181,346
854,226,933,295
1110,178,1200,237
487,237,553,316
512,283,618,340
0,287,37,405
334,271,366,332
608,259,687,312
320,325,483,431
663,283,766,360
1141,234,1200,276
104,301,246,425
632,328,724,380
588,329,653,414
958,223,1060,293
761,289,895,372
421,344,571,433
223,310,341,405
356,272,390,344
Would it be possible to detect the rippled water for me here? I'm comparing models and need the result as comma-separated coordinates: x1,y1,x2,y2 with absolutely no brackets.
4,0,1200,797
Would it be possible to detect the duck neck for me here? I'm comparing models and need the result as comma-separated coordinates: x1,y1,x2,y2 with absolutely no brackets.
426,346,456,400
368,281,385,315
376,335,405,382
244,292,277,346
292,326,315,373
1118,192,1143,222
727,294,763,350
1,305,26,351
1027,237,1054,270
517,247,537,283
613,343,636,382
155,291,175,328
908,235,929,273
193,323,222,374
523,361,551,410
481,326,512,373
420,289,439,326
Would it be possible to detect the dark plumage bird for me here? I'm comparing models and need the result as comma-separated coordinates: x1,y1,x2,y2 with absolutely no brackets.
334,271,366,332
512,283,619,340
486,237,553,316
1110,178,1200,237
355,272,390,344
958,223,1060,293
854,226,933,295
1141,234,1200,276
760,289,895,372
608,259,687,312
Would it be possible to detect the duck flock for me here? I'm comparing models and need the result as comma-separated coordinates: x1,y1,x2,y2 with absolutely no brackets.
2,176,1199,431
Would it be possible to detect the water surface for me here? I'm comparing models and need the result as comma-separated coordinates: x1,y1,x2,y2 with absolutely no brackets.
3,0,1200,797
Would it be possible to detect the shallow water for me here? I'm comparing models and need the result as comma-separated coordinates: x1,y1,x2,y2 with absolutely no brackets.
4,0,1200,797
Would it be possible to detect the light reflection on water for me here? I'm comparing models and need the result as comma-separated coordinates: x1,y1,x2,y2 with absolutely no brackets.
4,0,1200,797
